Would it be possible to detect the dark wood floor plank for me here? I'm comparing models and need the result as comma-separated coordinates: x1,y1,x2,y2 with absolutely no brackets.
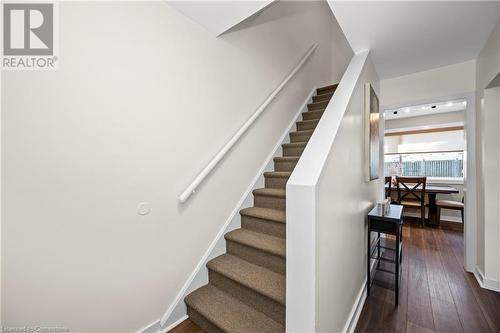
356,223,500,333
464,272,500,333
430,297,463,333
407,321,435,333
443,228,500,333
407,226,435,332
422,227,454,304
432,228,491,333
168,318,204,333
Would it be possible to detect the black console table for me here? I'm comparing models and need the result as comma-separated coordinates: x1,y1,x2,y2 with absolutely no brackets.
367,204,403,306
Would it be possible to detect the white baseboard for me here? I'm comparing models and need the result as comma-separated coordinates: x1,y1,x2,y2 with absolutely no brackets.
474,266,500,293
138,315,188,333
342,259,377,333
153,87,317,331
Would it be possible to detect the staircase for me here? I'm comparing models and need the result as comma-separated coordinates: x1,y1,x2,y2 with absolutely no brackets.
184,84,337,333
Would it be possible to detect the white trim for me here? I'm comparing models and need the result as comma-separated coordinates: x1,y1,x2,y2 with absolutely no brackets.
138,315,188,333
163,315,188,333
342,258,377,333
159,87,317,329
286,50,370,333
178,43,318,203
474,266,500,293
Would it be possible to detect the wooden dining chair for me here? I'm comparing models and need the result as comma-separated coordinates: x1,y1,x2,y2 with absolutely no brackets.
396,176,427,226
385,176,392,199
436,197,464,224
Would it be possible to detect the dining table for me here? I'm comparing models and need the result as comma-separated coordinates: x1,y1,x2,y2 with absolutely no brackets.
385,184,459,226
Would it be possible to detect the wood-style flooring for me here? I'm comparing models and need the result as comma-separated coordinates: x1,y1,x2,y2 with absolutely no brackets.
168,318,203,333
169,221,500,333
355,221,500,333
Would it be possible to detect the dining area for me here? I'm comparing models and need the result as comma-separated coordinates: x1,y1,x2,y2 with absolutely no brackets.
384,176,464,227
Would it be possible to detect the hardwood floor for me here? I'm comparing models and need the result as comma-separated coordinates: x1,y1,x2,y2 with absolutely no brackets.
168,318,203,333
355,221,500,333
169,222,499,333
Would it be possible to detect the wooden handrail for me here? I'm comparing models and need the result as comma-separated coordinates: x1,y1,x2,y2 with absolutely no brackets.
178,43,318,203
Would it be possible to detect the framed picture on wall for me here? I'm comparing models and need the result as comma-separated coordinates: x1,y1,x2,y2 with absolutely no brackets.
365,82,380,181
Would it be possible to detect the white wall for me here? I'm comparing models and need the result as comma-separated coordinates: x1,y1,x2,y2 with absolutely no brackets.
381,60,476,107
475,18,500,286
168,1,275,36
1,1,353,332
316,56,382,332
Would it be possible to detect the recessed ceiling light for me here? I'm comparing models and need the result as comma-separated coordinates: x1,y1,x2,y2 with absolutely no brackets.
421,106,426,110
404,108,410,113
462,101,467,105
447,102,453,107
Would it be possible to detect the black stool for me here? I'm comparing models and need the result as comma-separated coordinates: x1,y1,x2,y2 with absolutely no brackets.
367,204,403,306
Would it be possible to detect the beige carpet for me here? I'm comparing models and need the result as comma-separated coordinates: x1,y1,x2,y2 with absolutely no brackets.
184,84,337,333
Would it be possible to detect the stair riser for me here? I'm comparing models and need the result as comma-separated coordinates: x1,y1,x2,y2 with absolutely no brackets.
302,111,323,121
226,241,285,274
307,101,328,111
265,176,288,189
283,146,305,157
290,133,312,143
274,160,298,172
297,121,318,131
241,215,285,238
209,271,285,325
254,194,285,210
312,93,333,103
187,307,225,333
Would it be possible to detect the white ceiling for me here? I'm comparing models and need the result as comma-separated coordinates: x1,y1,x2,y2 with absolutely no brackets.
168,1,275,36
384,98,466,120
329,1,500,79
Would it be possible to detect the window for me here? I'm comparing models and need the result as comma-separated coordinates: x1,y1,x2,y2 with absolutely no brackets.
385,151,464,180
384,129,464,182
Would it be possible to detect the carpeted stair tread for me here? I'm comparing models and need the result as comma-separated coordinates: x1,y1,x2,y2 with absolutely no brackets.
263,172,291,189
185,284,284,333
302,109,324,120
316,84,338,94
263,171,292,179
240,207,285,223
296,119,320,130
273,156,300,162
282,142,307,148
297,119,319,125
207,254,285,304
307,100,329,111
225,229,285,258
312,92,334,103
253,188,286,198
290,129,314,136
